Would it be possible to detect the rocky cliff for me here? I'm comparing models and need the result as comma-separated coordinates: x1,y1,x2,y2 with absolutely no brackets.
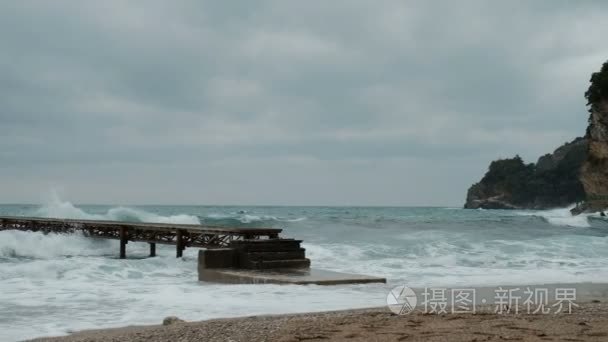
578,62,608,212
464,138,587,209
465,60,608,212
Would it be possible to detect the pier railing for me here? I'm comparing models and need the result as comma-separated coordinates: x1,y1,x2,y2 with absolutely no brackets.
0,216,282,258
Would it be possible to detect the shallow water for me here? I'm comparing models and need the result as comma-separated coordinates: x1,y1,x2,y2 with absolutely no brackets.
0,199,607,341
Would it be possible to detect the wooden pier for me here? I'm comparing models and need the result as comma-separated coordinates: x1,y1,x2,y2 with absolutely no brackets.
0,216,281,259
0,215,386,284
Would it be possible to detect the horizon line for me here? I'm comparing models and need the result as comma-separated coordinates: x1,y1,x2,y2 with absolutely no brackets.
0,203,463,208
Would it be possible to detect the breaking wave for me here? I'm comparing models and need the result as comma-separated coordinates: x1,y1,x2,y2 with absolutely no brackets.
0,230,114,259
34,195,200,225
515,206,606,228
204,213,306,224
30,195,306,226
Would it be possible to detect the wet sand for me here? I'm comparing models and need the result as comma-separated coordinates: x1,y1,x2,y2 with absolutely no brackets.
31,302,608,342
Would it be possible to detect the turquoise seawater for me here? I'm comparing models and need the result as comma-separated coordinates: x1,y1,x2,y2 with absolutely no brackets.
0,199,607,340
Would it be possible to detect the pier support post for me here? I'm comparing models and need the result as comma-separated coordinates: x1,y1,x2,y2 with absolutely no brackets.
176,229,184,258
119,227,127,259
149,243,156,257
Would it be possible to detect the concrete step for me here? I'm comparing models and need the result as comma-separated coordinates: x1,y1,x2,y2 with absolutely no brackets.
232,240,302,252
232,239,300,244
245,249,306,261
250,258,311,270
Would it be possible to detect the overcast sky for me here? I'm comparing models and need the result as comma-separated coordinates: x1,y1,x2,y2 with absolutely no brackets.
1,1,607,206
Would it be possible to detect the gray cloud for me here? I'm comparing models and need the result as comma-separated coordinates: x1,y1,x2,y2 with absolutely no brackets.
1,0,607,205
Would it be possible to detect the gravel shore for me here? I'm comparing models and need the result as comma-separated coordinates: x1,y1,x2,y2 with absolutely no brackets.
31,302,608,342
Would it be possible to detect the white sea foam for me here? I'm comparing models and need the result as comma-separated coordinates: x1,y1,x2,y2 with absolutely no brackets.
204,213,306,223
515,206,602,228
1,202,608,341
0,231,386,341
237,214,306,223
2,232,607,341
34,195,200,225
0,230,114,259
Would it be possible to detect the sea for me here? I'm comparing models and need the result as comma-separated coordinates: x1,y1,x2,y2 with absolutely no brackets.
1,198,607,341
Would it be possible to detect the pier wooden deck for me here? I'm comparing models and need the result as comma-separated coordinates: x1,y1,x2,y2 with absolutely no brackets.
0,216,282,259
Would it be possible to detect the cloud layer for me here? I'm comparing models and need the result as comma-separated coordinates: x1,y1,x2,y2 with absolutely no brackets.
1,1,607,205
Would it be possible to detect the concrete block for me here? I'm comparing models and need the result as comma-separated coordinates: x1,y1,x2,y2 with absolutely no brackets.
198,248,237,271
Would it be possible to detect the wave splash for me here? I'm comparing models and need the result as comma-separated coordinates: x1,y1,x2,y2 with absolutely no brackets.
0,230,115,259
34,195,200,225
206,213,306,224
515,206,606,228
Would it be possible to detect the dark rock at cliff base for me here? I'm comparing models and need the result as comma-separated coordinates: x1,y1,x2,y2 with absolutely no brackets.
464,138,587,210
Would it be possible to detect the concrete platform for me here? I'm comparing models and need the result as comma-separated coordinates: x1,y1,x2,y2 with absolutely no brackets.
199,268,386,285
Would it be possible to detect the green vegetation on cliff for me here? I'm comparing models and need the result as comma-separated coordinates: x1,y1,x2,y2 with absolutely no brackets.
465,138,587,209
585,61,608,110
481,156,534,204
584,60,608,139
